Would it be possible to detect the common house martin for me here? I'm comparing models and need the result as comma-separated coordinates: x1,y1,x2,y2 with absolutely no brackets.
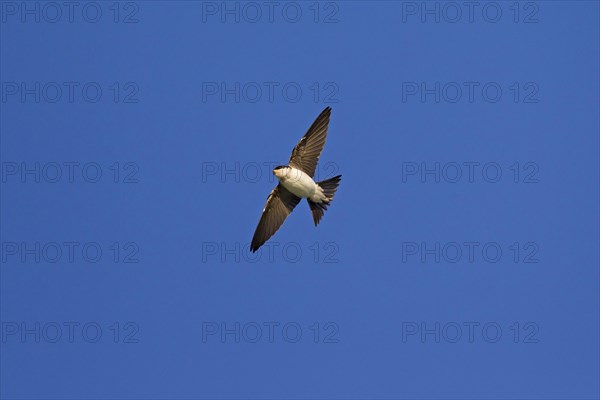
250,107,342,252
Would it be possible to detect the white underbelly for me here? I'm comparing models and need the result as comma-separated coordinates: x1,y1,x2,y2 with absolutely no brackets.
280,168,317,198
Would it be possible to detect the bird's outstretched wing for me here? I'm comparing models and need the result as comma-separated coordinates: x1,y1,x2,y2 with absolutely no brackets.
250,184,301,252
288,107,331,178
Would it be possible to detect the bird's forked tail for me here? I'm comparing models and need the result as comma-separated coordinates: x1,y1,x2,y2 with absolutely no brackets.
308,175,342,226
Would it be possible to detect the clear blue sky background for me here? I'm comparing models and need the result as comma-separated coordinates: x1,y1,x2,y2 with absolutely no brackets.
1,1,599,399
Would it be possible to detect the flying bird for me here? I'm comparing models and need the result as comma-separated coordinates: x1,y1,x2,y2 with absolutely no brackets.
250,107,342,252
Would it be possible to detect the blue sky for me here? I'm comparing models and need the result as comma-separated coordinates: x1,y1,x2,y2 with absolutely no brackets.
1,1,599,399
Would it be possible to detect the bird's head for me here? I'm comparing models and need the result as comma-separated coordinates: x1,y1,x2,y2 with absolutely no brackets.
273,165,289,180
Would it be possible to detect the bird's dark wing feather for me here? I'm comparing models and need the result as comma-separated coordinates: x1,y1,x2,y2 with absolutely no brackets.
250,184,301,252
288,107,331,178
